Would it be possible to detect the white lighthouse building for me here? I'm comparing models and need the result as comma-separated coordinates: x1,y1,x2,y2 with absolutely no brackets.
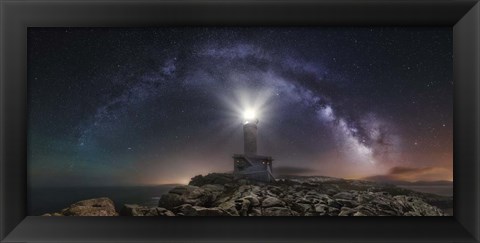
232,112,274,182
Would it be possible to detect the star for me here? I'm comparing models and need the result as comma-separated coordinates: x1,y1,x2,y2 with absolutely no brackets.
27,27,453,188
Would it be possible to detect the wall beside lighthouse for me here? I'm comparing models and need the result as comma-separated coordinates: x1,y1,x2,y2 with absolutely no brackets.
233,154,274,182
243,122,257,155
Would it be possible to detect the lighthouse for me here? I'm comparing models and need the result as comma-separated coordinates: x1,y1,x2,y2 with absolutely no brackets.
243,118,258,155
232,110,274,182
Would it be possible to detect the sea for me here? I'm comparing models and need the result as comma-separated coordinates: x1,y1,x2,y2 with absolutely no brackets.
28,185,179,216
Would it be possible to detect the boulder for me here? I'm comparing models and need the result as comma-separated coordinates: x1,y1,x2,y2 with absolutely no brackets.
290,202,311,214
261,197,285,208
158,185,218,210
353,211,367,216
243,195,260,207
189,173,234,186
235,198,251,216
174,204,230,216
266,186,283,196
333,192,356,200
201,184,225,202
314,204,328,215
217,200,239,216
392,195,445,216
327,207,341,216
190,206,230,216
249,207,262,216
60,197,117,216
338,207,356,216
336,199,358,208
353,205,377,216
262,207,292,216
326,198,342,208
120,204,174,216
158,193,184,210
313,204,340,216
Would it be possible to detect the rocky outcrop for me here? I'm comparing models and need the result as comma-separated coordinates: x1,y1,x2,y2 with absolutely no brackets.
43,174,451,217
43,197,118,216
189,173,235,187
173,204,230,216
157,184,225,211
120,204,175,216
157,173,449,216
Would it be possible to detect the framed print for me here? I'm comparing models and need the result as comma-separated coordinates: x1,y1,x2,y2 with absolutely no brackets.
1,0,479,242
26,26,453,218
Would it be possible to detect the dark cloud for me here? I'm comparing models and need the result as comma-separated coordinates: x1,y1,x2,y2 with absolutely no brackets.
364,166,452,182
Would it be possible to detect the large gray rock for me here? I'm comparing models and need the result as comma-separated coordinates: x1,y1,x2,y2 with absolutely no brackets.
310,203,342,216
217,200,240,216
57,197,118,216
392,195,445,216
338,207,356,216
157,193,184,210
336,199,358,208
290,202,311,213
174,204,230,216
158,185,221,210
249,207,262,216
333,192,356,200
243,195,260,207
189,173,234,187
262,207,292,216
261,197,285,208
326,198,342,208
120,204,175,216
235,198,251,216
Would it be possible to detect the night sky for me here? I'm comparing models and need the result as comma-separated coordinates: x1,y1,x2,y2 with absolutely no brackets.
27,27,453,187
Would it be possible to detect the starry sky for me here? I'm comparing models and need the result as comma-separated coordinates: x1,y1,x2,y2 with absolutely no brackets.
27,27,453,187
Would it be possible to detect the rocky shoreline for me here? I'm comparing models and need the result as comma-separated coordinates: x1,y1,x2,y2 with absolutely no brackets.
43,173,452,216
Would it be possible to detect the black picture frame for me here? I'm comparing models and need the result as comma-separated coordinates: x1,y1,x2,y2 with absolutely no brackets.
1,0,479,242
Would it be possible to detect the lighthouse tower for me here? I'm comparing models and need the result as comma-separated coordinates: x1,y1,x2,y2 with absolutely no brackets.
233,114,274,182
243,119,258,155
